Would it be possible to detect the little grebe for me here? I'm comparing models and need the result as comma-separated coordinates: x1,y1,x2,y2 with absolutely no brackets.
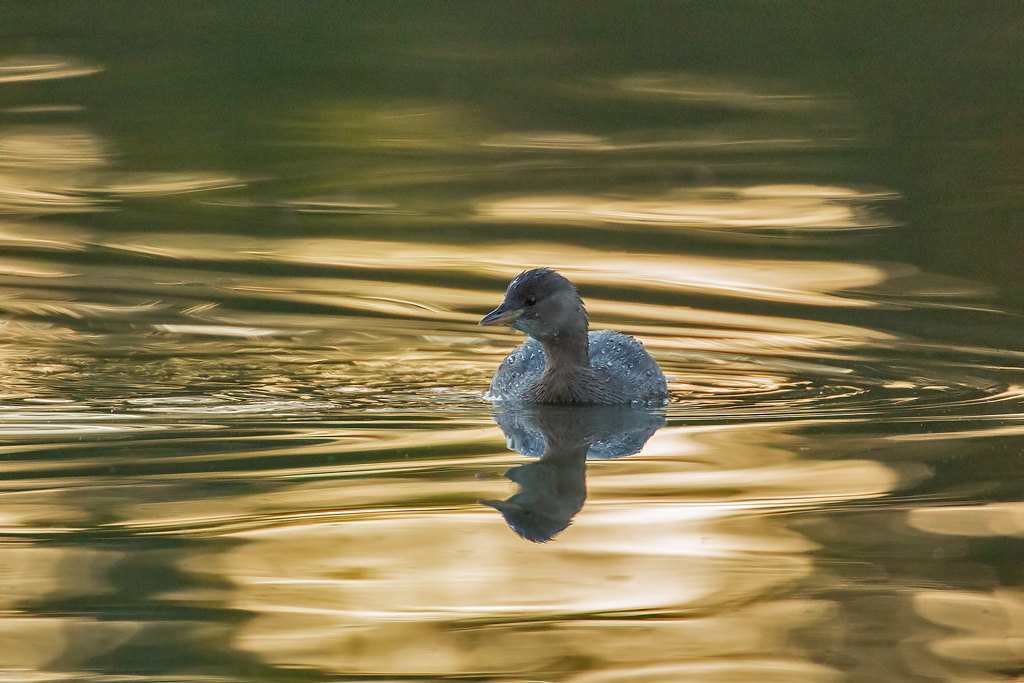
479,268,668,405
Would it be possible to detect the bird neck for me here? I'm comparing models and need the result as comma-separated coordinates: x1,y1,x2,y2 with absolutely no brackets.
539,324,591,373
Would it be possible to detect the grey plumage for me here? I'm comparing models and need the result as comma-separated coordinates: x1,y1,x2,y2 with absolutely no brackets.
480,268,668,405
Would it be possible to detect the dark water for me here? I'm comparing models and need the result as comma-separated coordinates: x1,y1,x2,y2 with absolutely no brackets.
2,3,1024,681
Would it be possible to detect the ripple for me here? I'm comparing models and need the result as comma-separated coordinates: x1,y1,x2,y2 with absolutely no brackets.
0,240,1016,432
481,131,614,151
152,324,285,338
914,590,1024,677
97,234,914,307
475,186,896,241
0,128,111,215
0,177,103,214
661,355,1024,425
909,503,1024,537
612,72,824,111
130,398,335,415
0,222,91,251
0,55,103,83
106,172,245,196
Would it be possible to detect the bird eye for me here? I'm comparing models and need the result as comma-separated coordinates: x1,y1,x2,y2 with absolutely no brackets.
524,295,537,306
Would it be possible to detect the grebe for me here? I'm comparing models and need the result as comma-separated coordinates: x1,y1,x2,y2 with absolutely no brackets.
479,268,668,405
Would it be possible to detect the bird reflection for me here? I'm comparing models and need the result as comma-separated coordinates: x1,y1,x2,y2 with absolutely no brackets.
481,405,665,542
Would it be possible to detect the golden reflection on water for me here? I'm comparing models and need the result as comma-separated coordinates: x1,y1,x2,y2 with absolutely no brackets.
96,232,894,306
612,73,823,111
0,129,108,172
481,131,616,151
0,259,72,278
0,546,138,670
0,127,109,215
0,46,1021,683
909,503,1024,538
0,385,951,679
167,421,895,678
0,221,90,250
218,512,819,676
0,55,103,83
596,426,901,507
105,173,245,196
475,186,893,237
0,288,1016,672
0,177,104,214
478,131,850,157
0,220,1008,425
916,590,1024,673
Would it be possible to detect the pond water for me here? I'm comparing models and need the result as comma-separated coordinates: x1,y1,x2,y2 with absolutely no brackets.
2,4,1024,682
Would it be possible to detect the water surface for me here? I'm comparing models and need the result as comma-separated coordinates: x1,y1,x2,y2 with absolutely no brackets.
2,4,1024,682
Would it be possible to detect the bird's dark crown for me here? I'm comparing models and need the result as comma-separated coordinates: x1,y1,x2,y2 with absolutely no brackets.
505,267,576,304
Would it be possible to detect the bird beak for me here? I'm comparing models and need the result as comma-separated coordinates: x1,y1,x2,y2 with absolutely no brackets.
478,301,522,326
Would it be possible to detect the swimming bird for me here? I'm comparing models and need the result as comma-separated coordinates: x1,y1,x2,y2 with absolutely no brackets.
478,268,668,405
